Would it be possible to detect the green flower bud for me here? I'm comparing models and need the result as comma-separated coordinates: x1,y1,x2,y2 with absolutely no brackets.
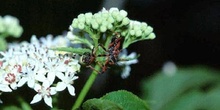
78,22,85,30
147,33,156,39
121,31,127,36
10,26,23,37
101,12,109,18
78,14,86,23
119,10,128,18
135,30,142,37
85,18,91,25
96,17,103,24
140,22,148,30
129,30,135,36
116,14,123,22
107,16,115,23
122,17,130,26
91,21,99,29
107,23,113,30
144,26,153,35
111,10,120,19
85,12,93,18
133,25,140,31
2,15,23,38
72,19,79,28
94,13,102,19
100,25,107,32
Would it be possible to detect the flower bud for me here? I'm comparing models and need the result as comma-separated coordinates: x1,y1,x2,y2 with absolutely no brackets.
148,33,156,39
72,19,79,28
135,30,142,37
119,10,128,18
100,25,107,32
122,17,130,26
78,22,85,30
129,30,135,36
91,21,99,29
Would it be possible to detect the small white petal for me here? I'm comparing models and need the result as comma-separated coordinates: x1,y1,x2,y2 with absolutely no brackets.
10,83,17,90
30,94,42,104
35,74,47,82
56,82,67,91
50,87,57,95
44,96,53,108
0,84,12,92
57,65,67,72
47,72,56,85
27,79,35,88
121,66,131,79
67,84,75,96
17,77,27,87
34,83,41,92
42,80,50,88
56,72,65,80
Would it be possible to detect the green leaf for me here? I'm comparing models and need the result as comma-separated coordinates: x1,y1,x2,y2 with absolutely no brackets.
101,90,149,110
51,47,91,55
141,65,220,110
82,98,123,110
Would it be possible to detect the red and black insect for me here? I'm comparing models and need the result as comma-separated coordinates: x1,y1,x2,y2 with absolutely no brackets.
98,33,123,73
79,33,124,74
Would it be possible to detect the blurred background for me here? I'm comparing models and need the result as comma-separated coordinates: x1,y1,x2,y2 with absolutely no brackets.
1,0,220,109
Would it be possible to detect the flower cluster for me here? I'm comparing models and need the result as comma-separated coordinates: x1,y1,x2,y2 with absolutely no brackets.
69,7,155,49
0,15,23,38
122,20,156,49
0,35,80,107
71,8,129,33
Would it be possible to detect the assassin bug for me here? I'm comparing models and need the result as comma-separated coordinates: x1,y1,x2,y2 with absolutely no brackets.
79,33,128,74
98,33,123,73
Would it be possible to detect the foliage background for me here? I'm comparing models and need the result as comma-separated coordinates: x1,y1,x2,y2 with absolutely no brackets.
0,0,220,109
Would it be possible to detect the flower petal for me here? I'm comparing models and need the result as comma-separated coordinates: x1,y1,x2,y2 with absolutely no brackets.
56,82,67,91
47,72,56,85
121,66,131,79
42,80,50,88
67,84,75,96
33,83,41,92
27,78,35,88
0,84,12,92
56,72,65,80
30,94,42,104
17,77,27,87
50,87,57,95
44,96,53,108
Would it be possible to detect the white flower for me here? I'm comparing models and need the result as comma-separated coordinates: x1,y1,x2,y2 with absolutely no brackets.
30,80,56,108
56,70,78,96
118,49,138,79
0,34,80,107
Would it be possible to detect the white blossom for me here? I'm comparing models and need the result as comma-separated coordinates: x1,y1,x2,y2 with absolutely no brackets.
118,49,138,79
30,80,56,108
0,34,80,105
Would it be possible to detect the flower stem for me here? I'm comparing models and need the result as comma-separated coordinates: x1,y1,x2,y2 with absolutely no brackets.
72,65,100,110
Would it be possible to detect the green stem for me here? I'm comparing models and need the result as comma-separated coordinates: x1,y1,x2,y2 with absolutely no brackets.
72,65,100,110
